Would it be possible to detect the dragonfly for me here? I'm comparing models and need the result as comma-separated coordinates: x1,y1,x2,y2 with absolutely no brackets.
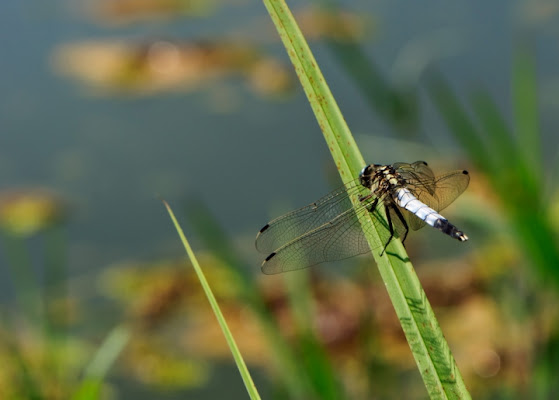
255,161,470,274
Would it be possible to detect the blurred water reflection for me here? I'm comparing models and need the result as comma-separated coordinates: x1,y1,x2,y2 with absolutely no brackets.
52,39,293,97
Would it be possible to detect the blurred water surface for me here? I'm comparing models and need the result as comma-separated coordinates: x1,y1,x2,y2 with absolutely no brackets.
1,0,559,398
1,0,557,270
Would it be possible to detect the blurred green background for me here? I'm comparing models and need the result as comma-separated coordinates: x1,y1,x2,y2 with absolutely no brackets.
1,0,559,399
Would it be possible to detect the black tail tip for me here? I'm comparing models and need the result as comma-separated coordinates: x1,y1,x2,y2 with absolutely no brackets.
457,232,468,241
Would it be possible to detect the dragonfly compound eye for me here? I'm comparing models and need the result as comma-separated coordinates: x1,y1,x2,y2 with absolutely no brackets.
358,165,368,177
359,165,375,187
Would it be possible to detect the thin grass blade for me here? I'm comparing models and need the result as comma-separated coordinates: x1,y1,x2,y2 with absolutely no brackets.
184,198,325,399
163,200,261,400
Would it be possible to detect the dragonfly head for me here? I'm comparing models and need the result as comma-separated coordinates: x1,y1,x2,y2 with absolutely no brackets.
359,165,376,188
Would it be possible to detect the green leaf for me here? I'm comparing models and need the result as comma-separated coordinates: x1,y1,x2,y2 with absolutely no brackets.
163,200,261,400
261,1,471,398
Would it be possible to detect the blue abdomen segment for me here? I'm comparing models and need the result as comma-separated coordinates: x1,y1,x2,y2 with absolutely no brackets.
394,187,468,241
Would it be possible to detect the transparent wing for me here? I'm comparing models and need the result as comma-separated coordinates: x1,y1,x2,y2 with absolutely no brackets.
408,170,470,212
255,179,364,255
401,166,470,231
395,161,436,195
261,196,404,274
428,170,470,211
393,161,437,230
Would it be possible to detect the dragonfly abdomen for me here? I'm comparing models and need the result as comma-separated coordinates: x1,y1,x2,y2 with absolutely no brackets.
394,187,468,242
433,219,468,241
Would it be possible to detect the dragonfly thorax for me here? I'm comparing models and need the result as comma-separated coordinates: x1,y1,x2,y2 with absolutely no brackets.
359,164,405,196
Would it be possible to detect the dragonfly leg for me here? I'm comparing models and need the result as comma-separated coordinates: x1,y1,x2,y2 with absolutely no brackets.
390,204,409,245
359,193,374,203
367,197,379,212
380,204,394,256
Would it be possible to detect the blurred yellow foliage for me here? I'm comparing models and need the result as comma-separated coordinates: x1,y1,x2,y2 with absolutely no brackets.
0,189,65,237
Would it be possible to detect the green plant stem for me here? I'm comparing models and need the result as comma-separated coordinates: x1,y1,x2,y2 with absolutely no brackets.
184,199,325,399
163,201,261,400
261,0,471,398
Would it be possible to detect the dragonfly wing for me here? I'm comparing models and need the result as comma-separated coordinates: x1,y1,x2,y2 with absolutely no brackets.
396,161,436,195
394,161,437,230
403,169,470,231
261,205,368,274
393,163,469,231
255,179,364,254
430,170,470,211
393,161,432,174
410,170,470,211
261,195,397,274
